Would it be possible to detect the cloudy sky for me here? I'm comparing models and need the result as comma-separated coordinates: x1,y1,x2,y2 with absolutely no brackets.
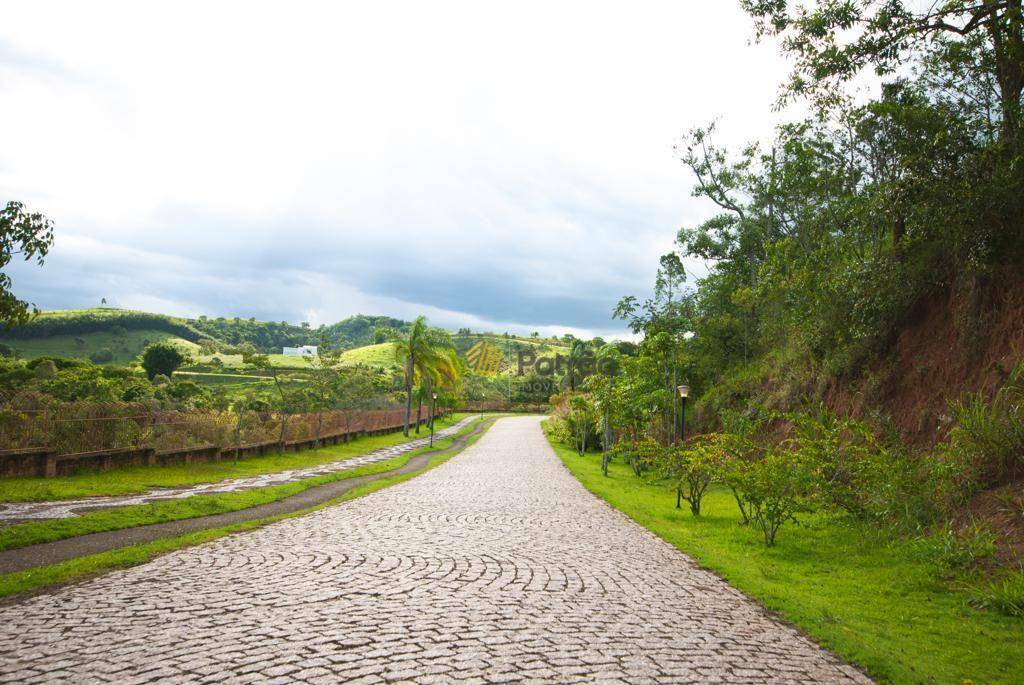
0,1,791,339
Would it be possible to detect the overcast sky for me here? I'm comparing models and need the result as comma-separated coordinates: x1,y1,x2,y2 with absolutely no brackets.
0,1,791,339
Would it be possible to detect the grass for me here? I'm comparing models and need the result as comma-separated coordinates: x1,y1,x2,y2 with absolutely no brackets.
190,352,314,369
0,415,490,552
545,427,1024,685
3,329,198,364
0,418,493,600
0,412,474,502
340,342,402,368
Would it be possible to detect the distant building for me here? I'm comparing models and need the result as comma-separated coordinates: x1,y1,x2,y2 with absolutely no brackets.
282,345,318,356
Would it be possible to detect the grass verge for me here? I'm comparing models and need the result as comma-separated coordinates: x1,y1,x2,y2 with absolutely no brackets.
0,412,474,502
0,416,489,552
0,417,494,600
544,425,1024,685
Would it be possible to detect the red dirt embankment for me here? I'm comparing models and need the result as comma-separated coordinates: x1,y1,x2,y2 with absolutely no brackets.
827,268,1024,448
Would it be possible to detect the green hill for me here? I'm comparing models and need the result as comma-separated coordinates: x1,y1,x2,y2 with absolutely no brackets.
0,309,576,375
0,309,411,359
2,329,199,365
1,308,207,342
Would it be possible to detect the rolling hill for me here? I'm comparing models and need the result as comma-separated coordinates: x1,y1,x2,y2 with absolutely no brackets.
0,309,575,376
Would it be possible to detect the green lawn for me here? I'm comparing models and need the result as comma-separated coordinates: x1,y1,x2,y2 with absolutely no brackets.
340,342,402,368
546,428,1024,685
0,413,474,502
0,415,490,553
0,417,493,599
3,329,198,364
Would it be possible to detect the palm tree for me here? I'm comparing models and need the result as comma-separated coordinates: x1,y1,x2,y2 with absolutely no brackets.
394,317,458,436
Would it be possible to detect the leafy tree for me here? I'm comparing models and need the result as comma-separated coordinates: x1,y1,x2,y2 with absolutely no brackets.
741,1,1024,148
731,449,813,546
567,393,597,456
0,201,54,328
659,438,723,516
89,348,115,364
141,342,190,380
393,316,459,436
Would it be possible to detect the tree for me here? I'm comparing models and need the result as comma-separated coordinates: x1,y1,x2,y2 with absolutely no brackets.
0,201,54,328
299,341,346,447
243,351,298,451
141,342,189,380
659,440,720,517
741,1,1024,148
393,316,459,436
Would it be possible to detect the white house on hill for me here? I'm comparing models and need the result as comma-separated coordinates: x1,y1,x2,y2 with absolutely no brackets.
282,345,318,356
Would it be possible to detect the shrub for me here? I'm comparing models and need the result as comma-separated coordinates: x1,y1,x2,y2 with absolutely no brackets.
608,435,663,477
731,449,813,546
141,342,189,380
925,520,998,575
658,438,723,516
970,569,1024,617
566,394,599,456
945,362,1024,486
89,347,114,364
33,359,57,378
791,406,879,518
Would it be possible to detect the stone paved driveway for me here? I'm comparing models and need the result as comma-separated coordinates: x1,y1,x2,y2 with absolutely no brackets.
0,416,479,521
0,417,869,684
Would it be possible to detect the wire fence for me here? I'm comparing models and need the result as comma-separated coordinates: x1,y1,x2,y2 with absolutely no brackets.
0,401,420,456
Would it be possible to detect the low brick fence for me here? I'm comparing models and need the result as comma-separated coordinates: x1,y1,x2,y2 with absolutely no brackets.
0,415,433,479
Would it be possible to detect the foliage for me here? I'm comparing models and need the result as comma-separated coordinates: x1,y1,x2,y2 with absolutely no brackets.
658,438,723,516
0,200,53,328
741,0,1024,149
926,520,998,575
2,308,207,342
548,427,1024,684
970,568,1024,617
566,393,598,456
945,360,1024,486
611,435,663,478
141,342,190,380
791,406,882,518
393,316,461,436
727,448,813,546
88,348,114,364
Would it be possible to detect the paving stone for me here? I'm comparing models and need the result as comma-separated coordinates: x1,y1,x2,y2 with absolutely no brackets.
0,417,870,683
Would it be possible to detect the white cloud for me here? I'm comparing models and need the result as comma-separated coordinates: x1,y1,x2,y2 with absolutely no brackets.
0,0,792,339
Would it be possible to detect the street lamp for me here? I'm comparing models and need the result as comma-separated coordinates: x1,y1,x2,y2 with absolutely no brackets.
677,384,689,443
430,392,438,447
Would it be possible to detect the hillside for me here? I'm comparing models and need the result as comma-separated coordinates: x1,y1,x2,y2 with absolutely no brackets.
0,309,576,378
0,308,412,359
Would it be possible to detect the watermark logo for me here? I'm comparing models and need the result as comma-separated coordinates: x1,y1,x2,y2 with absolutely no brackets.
465,340,503,376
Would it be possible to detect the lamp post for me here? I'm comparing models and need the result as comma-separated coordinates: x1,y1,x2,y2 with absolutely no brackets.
430,392,438,447
676,384,689,443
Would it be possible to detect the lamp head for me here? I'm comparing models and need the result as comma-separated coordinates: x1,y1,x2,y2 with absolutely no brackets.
677,384,690,399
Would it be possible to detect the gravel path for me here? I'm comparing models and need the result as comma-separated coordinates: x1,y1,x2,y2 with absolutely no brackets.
0,416,479,521
0,416,869,684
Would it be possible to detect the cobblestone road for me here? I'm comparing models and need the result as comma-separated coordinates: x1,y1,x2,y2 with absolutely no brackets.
0,417,869,684
0,417,479,521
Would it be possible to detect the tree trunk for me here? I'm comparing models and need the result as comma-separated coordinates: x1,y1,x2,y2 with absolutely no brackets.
403,354,414,436
416,393,423,434
278,412,288,454
991,1,1024,149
